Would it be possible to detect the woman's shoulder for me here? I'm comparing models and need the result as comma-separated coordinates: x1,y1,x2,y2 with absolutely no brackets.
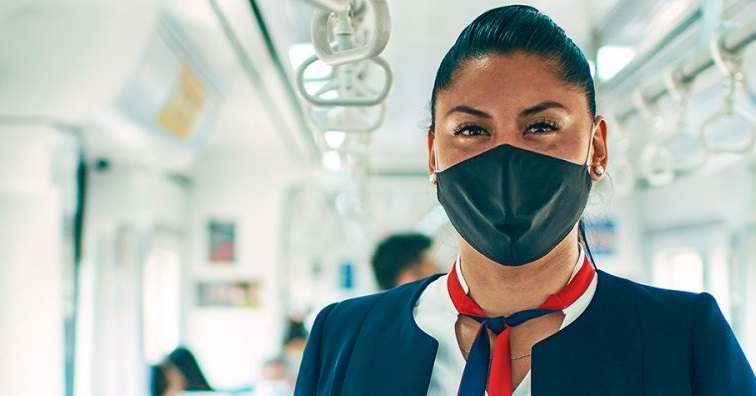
599,270,699,300
597,270,720,321
313,274,443,326
596,271,755,391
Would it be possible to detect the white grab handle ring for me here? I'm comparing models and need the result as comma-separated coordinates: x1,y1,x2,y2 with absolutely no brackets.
632,88,656,121
699,106,756,154
639,142,676,186
314,129,373,154
306,103,386,134
699,24,755,154
310,0,391,66
609,159,636,195
296,54,393,106
662,65,691,104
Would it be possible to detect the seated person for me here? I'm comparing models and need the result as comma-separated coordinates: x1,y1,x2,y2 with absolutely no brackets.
151,346,213,396
251,357,293,396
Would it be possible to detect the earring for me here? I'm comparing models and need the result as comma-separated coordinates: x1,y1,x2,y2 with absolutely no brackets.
593,164,605,176
429,173,437,185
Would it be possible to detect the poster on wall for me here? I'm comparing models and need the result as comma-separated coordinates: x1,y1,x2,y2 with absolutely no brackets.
208,220,236,264
584,218,617,256
195,280,261,308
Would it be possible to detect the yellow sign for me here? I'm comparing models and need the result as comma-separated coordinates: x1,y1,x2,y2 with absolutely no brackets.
156,64,208,140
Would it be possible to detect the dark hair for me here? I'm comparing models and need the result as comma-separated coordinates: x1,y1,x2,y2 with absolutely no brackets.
283,319,308,345
371,232,433,289
429,5,596,130
149,364,167,396
165,346,213,391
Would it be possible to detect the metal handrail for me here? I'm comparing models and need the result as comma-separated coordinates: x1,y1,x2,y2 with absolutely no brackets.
616,14,756,123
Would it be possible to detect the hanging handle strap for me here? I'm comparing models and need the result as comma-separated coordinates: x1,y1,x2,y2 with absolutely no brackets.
296,55,393,106
309,0,391,66
699,24,756,154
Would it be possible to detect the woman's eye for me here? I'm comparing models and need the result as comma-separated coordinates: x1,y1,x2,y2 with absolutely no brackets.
526,121,559,134
453,124,487,137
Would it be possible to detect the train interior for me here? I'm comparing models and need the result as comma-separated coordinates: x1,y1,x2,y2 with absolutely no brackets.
1,0,755,394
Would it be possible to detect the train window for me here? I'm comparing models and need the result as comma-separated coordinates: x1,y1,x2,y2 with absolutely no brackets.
142,236,182,363
652,248,704,292
648,225,732,322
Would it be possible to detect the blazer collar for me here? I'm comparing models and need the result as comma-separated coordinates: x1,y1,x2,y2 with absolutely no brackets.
354,271,644,395
343,274,442,395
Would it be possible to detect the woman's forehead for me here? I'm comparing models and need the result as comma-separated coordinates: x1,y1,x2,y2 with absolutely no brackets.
437,53,588,115
453,53,564,90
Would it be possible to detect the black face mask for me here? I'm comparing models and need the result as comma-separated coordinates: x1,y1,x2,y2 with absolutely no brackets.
436,144,592,266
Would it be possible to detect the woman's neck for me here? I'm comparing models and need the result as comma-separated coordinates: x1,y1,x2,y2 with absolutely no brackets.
458,230,580,317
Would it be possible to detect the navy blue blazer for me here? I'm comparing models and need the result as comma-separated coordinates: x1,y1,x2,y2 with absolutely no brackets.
295,270,756,395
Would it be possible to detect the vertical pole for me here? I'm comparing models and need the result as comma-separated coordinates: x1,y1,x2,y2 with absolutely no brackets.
0,125,64,396
700,0,723,49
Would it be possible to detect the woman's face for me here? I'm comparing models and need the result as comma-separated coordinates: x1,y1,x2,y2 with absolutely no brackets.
163,363,186,395
429,52,607,175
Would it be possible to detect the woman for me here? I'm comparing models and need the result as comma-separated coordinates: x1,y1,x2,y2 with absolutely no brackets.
294,5,756,395
151,346,213,396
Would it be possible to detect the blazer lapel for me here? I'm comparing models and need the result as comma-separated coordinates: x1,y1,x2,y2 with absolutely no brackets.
532,271,644,396
336,272,647,395
341,276,441,395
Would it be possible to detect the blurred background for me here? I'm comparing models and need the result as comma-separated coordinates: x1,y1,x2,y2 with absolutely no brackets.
1,0,755,394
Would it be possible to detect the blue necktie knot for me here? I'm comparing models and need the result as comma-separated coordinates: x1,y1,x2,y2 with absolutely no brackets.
485,317,508,333
476,308,556,334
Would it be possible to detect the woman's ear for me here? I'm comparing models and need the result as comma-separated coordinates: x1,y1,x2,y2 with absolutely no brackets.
427,129,436,174
590,116,609,180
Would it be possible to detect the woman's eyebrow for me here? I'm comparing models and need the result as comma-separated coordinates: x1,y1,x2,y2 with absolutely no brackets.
520,101,567,117
446,105,492,118
446,102,568,119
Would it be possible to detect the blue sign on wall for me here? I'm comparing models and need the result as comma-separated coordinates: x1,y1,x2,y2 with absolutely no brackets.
584,218,617,256
339,260,354,290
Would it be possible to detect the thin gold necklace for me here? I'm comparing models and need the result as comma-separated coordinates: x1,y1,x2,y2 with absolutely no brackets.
459,346,532,360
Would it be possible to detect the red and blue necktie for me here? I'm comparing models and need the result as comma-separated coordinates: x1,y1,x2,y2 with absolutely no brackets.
447,255,596,396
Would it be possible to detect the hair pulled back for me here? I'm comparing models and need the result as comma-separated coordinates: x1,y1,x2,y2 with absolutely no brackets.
429,5,596,130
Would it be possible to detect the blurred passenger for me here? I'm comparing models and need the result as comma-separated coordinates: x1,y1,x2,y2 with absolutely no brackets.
281,318,308,379
151,346,213,396
370,232,440,290
295,4,756,395
251,357,293,396
149,364,168,396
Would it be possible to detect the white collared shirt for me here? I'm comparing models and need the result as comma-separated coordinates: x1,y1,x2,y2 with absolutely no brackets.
413,247,598,396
